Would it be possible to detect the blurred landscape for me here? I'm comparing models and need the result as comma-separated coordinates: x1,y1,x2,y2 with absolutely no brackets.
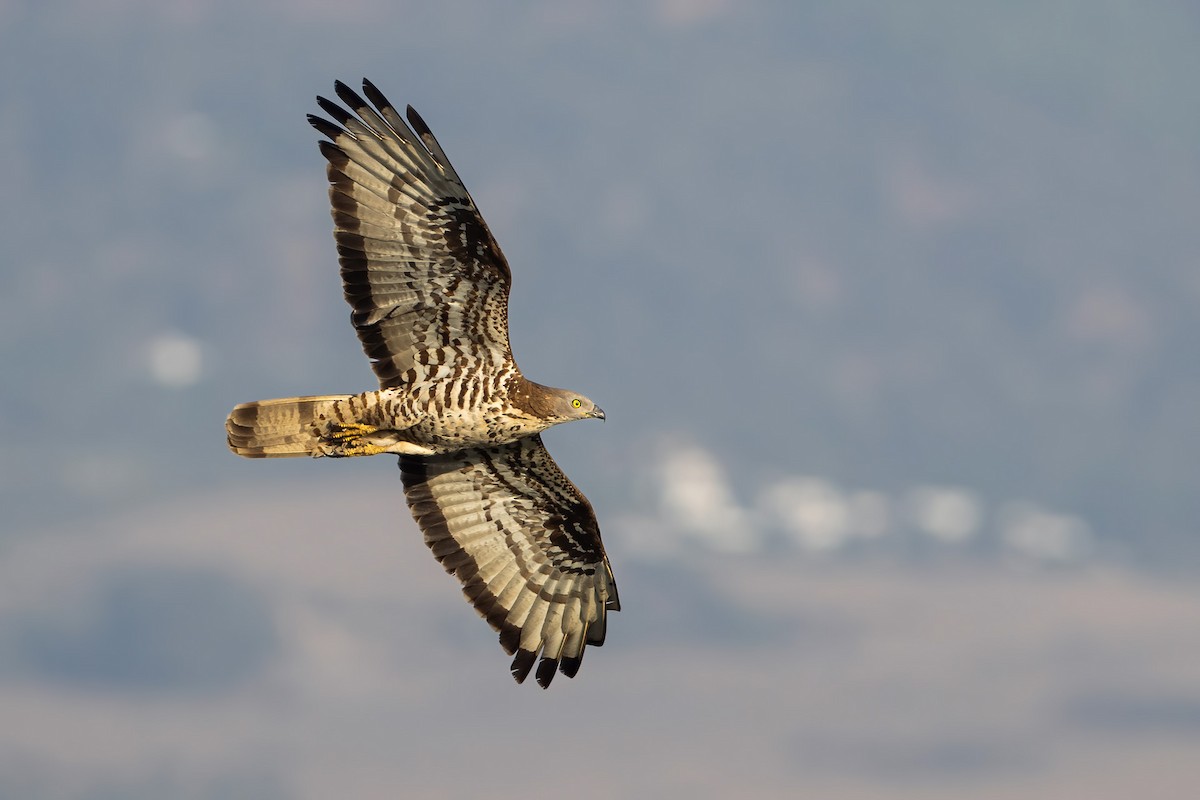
3,485,1200,798
1,1,1198,797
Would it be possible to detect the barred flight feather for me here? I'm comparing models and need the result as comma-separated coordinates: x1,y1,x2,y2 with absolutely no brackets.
400,435,618,686
228,79,617,688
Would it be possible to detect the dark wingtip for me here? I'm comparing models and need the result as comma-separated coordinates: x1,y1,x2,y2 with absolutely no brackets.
510,649,536,684
333,79,366,112
535,657,559,688
406,105,432,138
315,94,354,127
361,78,391,112
559,654,583,679
316,139,348,167
308,113,343,141
498,626,521,657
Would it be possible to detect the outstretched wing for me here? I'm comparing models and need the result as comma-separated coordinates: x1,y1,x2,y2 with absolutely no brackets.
309,80,514,389
400,436,620,688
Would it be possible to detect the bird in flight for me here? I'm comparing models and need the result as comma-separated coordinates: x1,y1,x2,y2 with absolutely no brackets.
226,79,619,688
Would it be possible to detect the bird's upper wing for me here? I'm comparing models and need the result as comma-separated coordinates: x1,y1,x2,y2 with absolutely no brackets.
400,435,620,688
310,80,514,389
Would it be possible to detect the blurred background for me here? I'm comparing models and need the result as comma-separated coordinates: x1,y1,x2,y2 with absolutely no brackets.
2,1,1199,797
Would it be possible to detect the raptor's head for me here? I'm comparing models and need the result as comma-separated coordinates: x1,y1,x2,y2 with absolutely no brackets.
512,379,606,426
553,392,605,423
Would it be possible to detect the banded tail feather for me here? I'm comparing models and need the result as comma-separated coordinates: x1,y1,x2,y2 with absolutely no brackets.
226,395,352,457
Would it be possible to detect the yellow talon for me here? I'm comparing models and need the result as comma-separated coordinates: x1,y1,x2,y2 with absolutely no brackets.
315,422,388,458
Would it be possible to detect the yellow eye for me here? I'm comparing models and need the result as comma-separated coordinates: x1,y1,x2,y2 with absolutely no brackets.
571,398,582,409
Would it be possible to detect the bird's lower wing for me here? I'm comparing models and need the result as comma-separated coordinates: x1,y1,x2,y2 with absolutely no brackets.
399,435,619,688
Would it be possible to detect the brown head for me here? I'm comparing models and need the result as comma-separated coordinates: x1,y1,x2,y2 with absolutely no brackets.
511,378,605,426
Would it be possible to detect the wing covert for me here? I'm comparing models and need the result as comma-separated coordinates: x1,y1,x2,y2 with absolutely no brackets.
399,435,620,688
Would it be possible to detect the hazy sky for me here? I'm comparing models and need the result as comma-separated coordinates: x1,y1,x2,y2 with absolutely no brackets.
2,1,1199,797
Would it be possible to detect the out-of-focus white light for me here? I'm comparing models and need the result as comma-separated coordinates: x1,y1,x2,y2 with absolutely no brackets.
908,486,981,543
1000,502,1093,563
760,476,849,552
659,443,758,552
147,333,204,388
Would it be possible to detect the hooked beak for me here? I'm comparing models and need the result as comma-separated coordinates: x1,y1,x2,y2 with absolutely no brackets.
591,406,606,421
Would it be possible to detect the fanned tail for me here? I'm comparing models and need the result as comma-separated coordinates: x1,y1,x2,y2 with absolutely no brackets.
226,395,352,458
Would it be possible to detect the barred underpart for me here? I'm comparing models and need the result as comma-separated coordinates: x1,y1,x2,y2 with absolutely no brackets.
225,78,617,688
